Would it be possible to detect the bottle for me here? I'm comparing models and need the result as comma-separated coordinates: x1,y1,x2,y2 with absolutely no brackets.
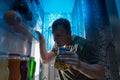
20,55,29,80
28,57,36,80
8,53,21,80
0,54,9,80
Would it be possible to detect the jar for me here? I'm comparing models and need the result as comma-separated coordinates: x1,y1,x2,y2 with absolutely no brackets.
54,47,70,71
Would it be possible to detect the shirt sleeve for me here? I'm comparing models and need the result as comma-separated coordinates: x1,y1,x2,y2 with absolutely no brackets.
81,42,101,64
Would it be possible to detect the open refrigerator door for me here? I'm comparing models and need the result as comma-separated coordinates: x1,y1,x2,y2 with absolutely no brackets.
0,10,39,80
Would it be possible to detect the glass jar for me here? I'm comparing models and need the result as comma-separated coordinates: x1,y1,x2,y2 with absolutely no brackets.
54,47,70,71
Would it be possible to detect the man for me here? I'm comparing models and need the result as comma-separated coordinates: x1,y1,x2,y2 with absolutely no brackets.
36,18,104,80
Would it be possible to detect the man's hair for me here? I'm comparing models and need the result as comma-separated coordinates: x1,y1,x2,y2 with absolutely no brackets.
52,18,71,34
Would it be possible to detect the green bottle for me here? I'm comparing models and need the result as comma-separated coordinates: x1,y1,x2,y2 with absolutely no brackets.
28,57,36,80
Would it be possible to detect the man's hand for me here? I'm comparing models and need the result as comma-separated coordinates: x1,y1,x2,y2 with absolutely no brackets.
36,31,45,42
58,51,81,70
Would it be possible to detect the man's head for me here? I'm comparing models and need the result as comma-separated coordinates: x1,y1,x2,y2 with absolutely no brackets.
52,18,72,47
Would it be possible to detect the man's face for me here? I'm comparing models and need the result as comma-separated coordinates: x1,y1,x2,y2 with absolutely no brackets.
52,26,70,47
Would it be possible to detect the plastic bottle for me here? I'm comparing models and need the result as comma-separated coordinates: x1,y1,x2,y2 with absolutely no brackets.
0,54,9,80
20,55,29,80
28,57,36,80
8,53,21,80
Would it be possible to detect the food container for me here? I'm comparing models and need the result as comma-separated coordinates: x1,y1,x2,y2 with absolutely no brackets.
54,47,70,71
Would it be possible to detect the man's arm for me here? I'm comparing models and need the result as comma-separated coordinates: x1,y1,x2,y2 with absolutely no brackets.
37,31,56,64
74,61,104,80
59,51,104,80
74,41,105,80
